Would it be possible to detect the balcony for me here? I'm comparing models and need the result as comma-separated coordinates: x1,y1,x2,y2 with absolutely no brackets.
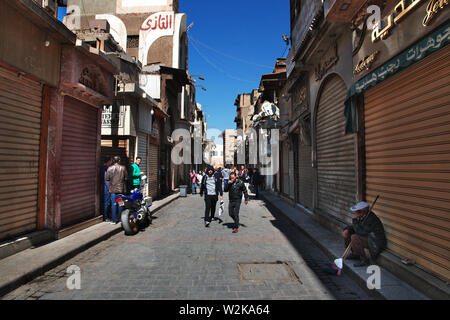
287,0,323,78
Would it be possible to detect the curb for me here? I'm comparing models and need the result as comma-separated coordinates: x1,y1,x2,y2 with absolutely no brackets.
0,192,181,298
259,191,428,300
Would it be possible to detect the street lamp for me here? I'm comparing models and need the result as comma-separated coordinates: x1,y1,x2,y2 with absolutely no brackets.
195,85,207,91
191,75,205,81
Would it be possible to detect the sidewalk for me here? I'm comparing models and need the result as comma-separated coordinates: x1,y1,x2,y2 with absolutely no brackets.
0,192,180,297
259,191,430,300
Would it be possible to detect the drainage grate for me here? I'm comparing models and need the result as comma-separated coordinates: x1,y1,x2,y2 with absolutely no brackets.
238,261,301,283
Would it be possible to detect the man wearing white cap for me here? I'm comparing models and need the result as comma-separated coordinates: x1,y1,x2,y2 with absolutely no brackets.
342,201,387,267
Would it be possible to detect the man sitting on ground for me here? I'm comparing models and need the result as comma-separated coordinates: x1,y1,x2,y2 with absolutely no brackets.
343,201,387,267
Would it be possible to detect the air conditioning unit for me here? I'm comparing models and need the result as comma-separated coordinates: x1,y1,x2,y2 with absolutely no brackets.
42,0,57,16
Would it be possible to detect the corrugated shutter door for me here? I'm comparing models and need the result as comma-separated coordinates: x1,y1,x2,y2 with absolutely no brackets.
364,45,450,282
282,142,289,195
148,143,159,199
137,131,148,196
316,75,357,224
288,150,295,199
0,67,42,239
137,131,148,173
61,96,98,227
299,143,313,209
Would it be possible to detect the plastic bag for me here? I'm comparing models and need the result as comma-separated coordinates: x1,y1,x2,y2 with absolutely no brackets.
218,200,224,216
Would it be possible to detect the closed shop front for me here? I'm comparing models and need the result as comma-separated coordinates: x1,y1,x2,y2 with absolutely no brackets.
364,45,450,282
148,141,159,199
316,74,357,224
0,66,43,239
281,141,290,196
298,142,313,209
137,131,148,196
60,96,99,227
288,148,295,200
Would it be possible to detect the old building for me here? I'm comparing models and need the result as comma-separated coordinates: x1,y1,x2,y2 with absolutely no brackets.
0,0,76,241
221,129,237,167
284,0,450,297
342,0,449,293
252,59,286,193
65,0,194,197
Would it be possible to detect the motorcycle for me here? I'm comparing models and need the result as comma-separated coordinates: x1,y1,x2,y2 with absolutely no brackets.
115,175,153,235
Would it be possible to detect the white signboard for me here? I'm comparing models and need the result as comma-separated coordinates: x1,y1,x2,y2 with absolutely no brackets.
102,105,124,128
138,11,175,64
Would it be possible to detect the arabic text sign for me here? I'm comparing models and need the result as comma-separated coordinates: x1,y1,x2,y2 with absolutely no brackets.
356,24,449,94
140,12,174,32
372,0,425,42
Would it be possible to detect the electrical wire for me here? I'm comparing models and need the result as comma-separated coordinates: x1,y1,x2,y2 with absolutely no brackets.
189,35,274,70
189,37,255,84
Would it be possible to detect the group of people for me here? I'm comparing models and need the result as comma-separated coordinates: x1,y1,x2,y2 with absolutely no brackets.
190,165,262,197
100,156,144,224
189,165,262,234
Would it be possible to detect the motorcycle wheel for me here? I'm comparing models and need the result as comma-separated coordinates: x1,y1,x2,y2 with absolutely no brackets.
121,209,139,235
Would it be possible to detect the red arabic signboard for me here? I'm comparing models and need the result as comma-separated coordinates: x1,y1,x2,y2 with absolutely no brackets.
140,12,174,32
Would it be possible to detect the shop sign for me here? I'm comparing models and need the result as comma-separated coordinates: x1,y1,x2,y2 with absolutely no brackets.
348,22,449,98
314,43,339,81
354,51,379,74
372,0,425,42
140,12,174,32
423,0,449,26
102,105,124,128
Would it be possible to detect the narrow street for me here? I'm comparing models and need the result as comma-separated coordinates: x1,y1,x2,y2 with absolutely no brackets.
3,193,370,300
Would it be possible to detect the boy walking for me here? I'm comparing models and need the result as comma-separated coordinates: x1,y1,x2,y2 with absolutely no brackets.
224,172,249,233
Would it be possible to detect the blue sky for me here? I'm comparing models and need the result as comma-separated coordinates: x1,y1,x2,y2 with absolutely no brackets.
181,1,290,134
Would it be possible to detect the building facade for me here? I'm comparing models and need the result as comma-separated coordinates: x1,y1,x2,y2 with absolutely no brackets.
283,0,450,295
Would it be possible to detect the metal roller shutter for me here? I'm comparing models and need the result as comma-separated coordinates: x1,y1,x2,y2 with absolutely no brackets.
148,142,159,199
316,75,357,224
61,96,98,227
0,67,42,240
137,131,148,173
137,131,148,196
299,143,313,209
288,150,295,199
282,141,289,196
364,45,450,282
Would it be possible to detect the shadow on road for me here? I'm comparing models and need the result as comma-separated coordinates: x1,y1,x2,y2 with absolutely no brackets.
261,201,372,300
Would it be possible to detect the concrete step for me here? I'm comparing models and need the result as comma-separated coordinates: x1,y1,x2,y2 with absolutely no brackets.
259,191,433,300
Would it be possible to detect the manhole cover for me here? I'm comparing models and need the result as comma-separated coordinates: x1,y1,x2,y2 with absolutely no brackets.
238,262,301,283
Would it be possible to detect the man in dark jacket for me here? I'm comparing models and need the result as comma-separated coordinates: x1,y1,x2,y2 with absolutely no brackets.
343,201,387,267
105,156,129,224
200,165,223,227
224,172,249,233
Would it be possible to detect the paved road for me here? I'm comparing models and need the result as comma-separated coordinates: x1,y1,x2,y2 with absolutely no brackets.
3,192,371,300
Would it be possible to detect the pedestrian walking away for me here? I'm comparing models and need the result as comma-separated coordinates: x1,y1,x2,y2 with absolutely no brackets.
224,172,249,233
106,156,129,224
241,168,251,194
222,166,231,190
190,169,198,194
101,156,113,222
251,168,262,198
200,165,223,227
